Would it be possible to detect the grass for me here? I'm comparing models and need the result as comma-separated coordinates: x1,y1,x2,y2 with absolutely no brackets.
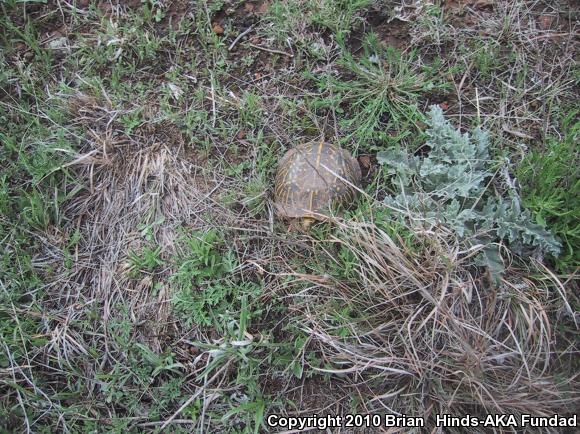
314,33,449,151
1,0,578,432
517,110,580,270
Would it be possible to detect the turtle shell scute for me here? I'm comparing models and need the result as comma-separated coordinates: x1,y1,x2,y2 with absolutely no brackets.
274,142,361,219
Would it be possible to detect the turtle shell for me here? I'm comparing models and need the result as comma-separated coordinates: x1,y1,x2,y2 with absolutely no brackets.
274,141,362,219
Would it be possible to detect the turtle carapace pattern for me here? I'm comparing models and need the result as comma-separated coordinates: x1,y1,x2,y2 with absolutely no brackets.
274,141,362,221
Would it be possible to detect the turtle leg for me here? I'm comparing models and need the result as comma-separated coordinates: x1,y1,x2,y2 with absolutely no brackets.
301,217,315,230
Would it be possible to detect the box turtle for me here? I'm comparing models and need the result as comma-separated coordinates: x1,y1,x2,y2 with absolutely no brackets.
274,141,362,227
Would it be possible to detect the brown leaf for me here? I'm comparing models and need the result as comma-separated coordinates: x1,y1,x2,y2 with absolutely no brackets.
416,121,428,130
439,102,449,111
538,15,553,31
358,155,371,169
258,1,269,14
236,130,247,140
249,36,262,44
244,3,255,12
473,0,494,9
212,23,224,35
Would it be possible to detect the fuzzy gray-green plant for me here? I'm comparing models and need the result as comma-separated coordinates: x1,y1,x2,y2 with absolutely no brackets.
378,106,561,279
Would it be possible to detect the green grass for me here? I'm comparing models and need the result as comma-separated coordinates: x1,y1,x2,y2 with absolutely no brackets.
517,111,580,270
313,33,450,151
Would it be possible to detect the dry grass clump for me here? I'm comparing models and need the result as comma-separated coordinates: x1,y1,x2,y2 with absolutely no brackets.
408,0,579,148
287,217,578,428
47,92,241,352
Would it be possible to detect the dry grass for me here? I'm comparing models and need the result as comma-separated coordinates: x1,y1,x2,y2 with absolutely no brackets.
284,217,578,428
409,0,579,147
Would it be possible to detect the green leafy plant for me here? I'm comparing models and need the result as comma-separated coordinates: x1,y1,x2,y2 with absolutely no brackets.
516,111,579,270
184,289,283,434
171,230,251,327
171,230,227,289
310,0,372,40
128,245,164,276
172,280,257,328
378,106,561,279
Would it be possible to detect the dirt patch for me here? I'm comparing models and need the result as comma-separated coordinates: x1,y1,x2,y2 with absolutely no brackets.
370,17,411,50
348,12,411,52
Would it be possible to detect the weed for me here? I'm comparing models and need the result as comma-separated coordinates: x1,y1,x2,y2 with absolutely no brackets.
169,229,259,328
314,33,448,151
517,111,580,270
128,245,164,276
171,230,228,287
310,0,373,40
378,106,561,280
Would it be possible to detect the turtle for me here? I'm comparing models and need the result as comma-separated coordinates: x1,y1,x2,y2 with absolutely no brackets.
274,140,362,228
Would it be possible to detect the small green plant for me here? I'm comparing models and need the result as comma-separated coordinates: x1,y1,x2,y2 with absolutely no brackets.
310,0,372,40
128,245,164,275
134,343,184,378
314,33,447,151
171,230,246,327
173,280,257,328
378,106,561,279
242,176,269,217
182,288,285,433
517,111,579,270
142,0,166,23
171,230,227,288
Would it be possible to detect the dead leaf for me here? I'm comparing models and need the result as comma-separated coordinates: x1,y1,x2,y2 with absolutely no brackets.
244,3,255,12
439,102,449,110
236,130,247,140
502,124,535,139
538,15,553,31
473,0,494,9
167,83,183,100
258,2,269,14
212,23,224,35
358,155,371,169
